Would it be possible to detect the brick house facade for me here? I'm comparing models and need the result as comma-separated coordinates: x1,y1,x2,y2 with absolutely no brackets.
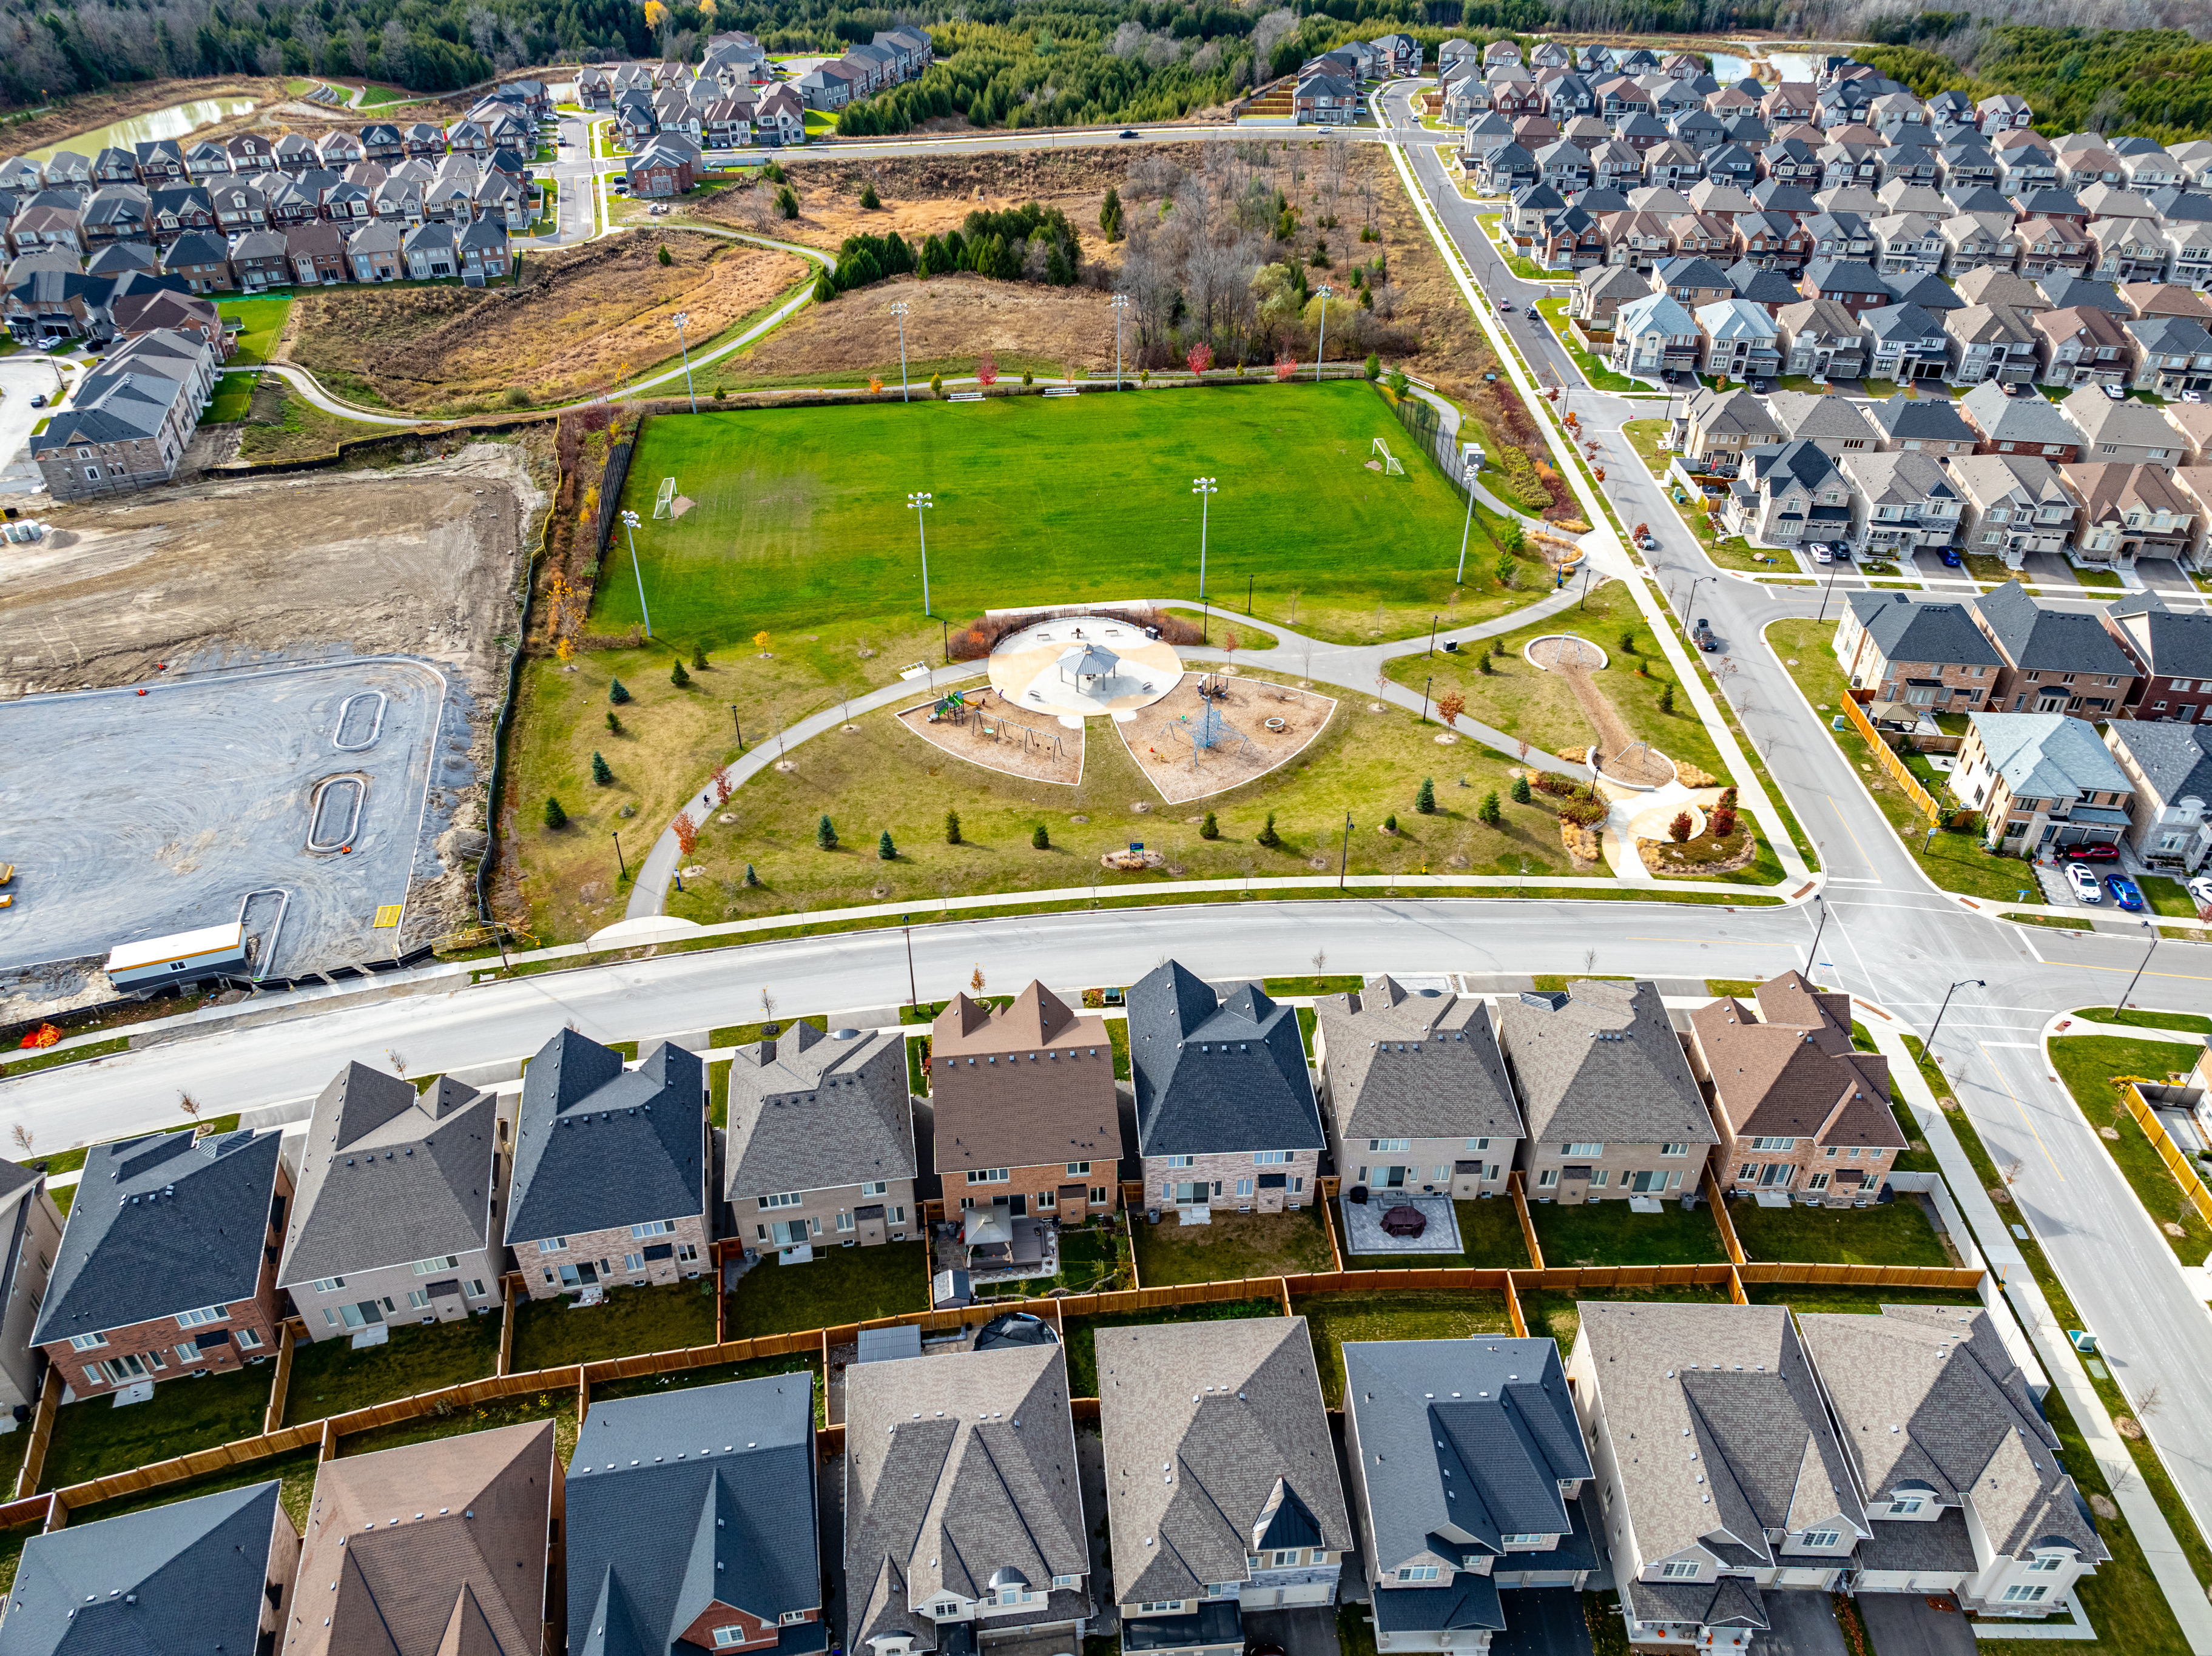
1145,1145,1321,1214
1834,591,2003,707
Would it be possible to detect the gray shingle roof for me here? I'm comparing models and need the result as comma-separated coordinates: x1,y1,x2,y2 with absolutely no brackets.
1495,981,1715,1148
1129,962,1323,1158
1969,713,2131,801
1313,979,1522,1145
1098,1318,1350,1604
1846,593,2003,670
504,1032,706,1247
724,1022,912,1202
2105,719,2212,808
0,1480,283,1656
1959,381,2080,448
33,1129,279,1345
1343,1337,1589,1576
569,1375,823,1656
279,1066,496,1288
1973,581,2136,676
1861,393,1974,445
2108,591,2212,681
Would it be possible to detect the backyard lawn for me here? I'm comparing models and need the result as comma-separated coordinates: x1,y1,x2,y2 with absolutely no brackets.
591,1353,820,1410
1741,1283,1981,1316
1530,1198,1729,1267
206,371,258,423
1343,1197,1530,1270
1295,1291,1516,1405
1062,1297,1282,1397
282,1314,502,1424
338,1386,578,1463
1725,1194,1954,1268
2048,1034,2212,1264
218,296,293,365
58,1446,322,1537
511,1278,719,1371
976,1223,1130,1301
1131,1205,1335,1287
41,1363,275,1490
724,1240,929,1338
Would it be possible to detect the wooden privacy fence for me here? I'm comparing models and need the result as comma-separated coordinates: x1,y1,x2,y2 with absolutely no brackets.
1839,693,1942,824
2123,1083,2212,1231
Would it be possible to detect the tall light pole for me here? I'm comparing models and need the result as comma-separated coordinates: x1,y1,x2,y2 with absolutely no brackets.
1815,550,1843,623
1313,284,1334,382
1802,896,1827,977
908,491,934,616
671,310,696,413
1923,977,1984,1070
1111,293,1128,389
1454,462,1478,585
619,507,652,639
891,300,911,401
2118,919,2160,1014
1192,477,1217,604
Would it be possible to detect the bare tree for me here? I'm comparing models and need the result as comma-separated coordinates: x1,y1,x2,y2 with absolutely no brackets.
10,1125,30,1156
1311,948,1327,975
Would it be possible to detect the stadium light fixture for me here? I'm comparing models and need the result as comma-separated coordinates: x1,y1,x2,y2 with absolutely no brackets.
1111,293,1129,391
1314,284,1334,382
672,311,696,413
1192,477,1218,605
908,492,934,616
619,507,653,639
891,301,911,402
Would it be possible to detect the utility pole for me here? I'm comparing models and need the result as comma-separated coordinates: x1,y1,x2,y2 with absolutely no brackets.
1111,293,1128,390
2119,920,2160,1014
902,914,919,1007
908,491,934,616
671,310,696,413
1314,285,1334,382
1193,476,1218,604
891,300,911,401
619,508,652,639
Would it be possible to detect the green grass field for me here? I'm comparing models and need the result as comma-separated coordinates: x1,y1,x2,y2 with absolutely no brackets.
218,297,292,365
206,370,258,423
601,382,1520,647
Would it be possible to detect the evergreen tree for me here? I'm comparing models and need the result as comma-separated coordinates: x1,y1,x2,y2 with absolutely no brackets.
1384,812,1398,833
692,642,709,669
1100,187,1123,242
1478,651,1493,675
1619,629,1637,655
817,814,838,851
606,710,622,734
814,271,835,303
743,863,761,887
591,751,613,785
1415,776,1437,815
656,243,671,266
945,809,962,844
1256,812,1281,847
777,185,798,219
1364,351,1380,380
1659,681,1676,713
670,658,692,688
762,160,784,184
860,182,881,209
1477,789,1502,826
1199,811,1220,840
609,678,632,705
1511,774,1532,805
1031,823,1050,850
878,830,897,860
543,796,567,830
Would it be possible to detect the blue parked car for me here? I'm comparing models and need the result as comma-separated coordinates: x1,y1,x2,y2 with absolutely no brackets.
2105,873,2145,912
1941,548,1963,567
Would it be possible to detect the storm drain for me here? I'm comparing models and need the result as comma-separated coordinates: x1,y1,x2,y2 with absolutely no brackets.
308,774,368,852
332,690,388,752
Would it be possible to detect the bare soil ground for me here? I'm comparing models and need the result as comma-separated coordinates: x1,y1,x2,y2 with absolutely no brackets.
1121,675,1336,804
896,692,1084,787
1,78,273,154
1529,637,1676,787
0,440,546,960
283,232,806,412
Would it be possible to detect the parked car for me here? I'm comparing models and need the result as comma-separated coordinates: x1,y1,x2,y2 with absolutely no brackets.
2187,389,2207,404
2067,864,2103,903
1747,378,1770,393
1830,541,1853,560
2105,872,2145,911
1694,618,1719,651
2185,875,2212,910
1119,129,1139,139
27,394,44,408
1941,548,1963,567
2063,843,2120,863
2102,383,2128,400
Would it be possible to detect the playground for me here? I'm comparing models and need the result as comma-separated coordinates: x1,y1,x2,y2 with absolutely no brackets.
1121,674,1337,804
1525,633,1678,790
897,687,1085,786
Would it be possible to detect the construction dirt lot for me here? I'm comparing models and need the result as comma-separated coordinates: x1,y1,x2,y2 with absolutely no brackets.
0,440,545,1018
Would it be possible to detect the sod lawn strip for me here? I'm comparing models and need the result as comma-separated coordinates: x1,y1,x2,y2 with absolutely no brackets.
1516,1285,1731,1349
510,1277,719,1372
1342,1196,1530,1270
1295,1291,1516,1405
591,1355,824,1425
724,1239,929,1338
1739,1282,1981,1316
281,1314,502,1424
2048,1035,2212,1265
337,1385,579,1463
2071,1008,2212,1036
1725,1193,1954,1268
1529,1197,1730,1267
217,295,292,365
1061,1296,1283,1398
40,1362,274,1490
1130,1205,1335,1287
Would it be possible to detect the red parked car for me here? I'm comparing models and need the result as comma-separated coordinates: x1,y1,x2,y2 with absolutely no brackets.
2062,844,2120,863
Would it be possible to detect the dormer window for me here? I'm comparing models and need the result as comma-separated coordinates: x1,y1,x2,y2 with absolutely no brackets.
712,1630,748,1649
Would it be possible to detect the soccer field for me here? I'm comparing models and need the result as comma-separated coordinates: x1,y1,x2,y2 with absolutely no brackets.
597,382,1525,645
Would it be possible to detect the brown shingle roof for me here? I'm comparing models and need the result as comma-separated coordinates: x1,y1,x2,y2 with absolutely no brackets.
1690,971,1901,1149
929,982,1119,1174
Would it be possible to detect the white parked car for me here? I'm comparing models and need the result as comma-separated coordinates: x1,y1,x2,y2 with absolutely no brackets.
2068,863,2103,903
1810,544,1833,564
2187,875,2212,911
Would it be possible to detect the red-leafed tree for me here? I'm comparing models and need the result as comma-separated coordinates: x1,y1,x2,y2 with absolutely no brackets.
673,812,699,856
976,352,999,387
1668,811,1694,843
1275,354,1297,381
1187,342,1215,376
713,766,732,806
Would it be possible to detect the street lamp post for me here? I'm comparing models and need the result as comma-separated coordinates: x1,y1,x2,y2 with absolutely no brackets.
902,914,919,1007
1338,807,1352,889
1923,978,1985,1070
891,301,911,402
1111,294,1129,389
1314,286,1334,382
1815,552,1843,624
1454,463,1479,585
671,310,696,413
1420,675,1432,724
619,508,653,639
2119,920,2160,1014
907,492,934,616
727,704,743,749
1192,477,1218,605
1802,897,1827,977
610,830,627,880
1682,573,1713,636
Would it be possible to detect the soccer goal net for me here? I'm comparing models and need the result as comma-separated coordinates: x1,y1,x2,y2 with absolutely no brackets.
653,476,678,519
1371,437,1405,476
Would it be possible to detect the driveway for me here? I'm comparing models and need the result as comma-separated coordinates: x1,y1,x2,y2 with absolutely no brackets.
2136,557,2205,607
1856,1594,1975,1656
2015,550,2080,588
1753,1589,1847,1656
0,350,70,496
1489,1587,1594,1656
1241,1606,1341,1656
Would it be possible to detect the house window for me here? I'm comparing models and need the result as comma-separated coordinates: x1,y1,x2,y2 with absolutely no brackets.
1168,1156,1195,1168
1661,1143,1688,1157
468,1279,487,1298
69,1332,108,1351
712,1629,747,1648
1660,1562,1701,1580
1538,1169,1559,1188
176,1304,229,1329
1236,1178,1253,1196
1590,1169,1611,1187
1808,1173,1831,1191
1466,1137,1491,1151
408,1289,431,1310
538,1236,570,1251
1563,1142,1604,1156
2001,1586,2049,1604
1801,1530,1841,1548
1501,1533,1547,1546
236,1328,262,1350
624,1253,646,1273
1051,1575,1079,1589
630,1220,673,1239
966,1169,1010,1184
1892,1496,1926,1515
1067,1162,1090,1176
1368,1138,1412,1153
758,1193,800,1210
1750,1137,1796,1152
1255,1151,1289,1165
311,1277,345,1293
1396,1567,1440,1583
836,1211,855,1232
411,1255,460,1274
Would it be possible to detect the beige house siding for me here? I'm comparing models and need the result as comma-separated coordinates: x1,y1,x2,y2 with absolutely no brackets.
1144,1148,1319,1213
1523,1139,1705,1202
741,1175,921,1250
289,1247,506,1339
519,1213,710,1301
1339,1134,1505,1199
0,1183,64,1413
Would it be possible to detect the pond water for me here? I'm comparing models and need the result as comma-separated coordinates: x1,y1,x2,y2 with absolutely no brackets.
1707,52,1754,83
1764,51,1825,83
26,97,259,165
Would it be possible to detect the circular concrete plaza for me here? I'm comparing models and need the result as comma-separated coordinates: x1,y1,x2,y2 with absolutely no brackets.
986,617,1182,725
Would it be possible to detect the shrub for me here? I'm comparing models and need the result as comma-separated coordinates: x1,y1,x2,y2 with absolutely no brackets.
1383,813,1399,833
1031,823,1050,850
542,796,567,830
1512,774,1532,804
605,710,622,734
763,160,784,184
878,830,897,860
776,184,798,219
502,386,531,407
609,678,632,705
1477,789,1502,826
977,352,999,388
1186,341,1214,376
859,181,881,209
1658,681,1675,713
692,642,709,669
1364,351,1380,380
1534,772,1577,796
1199,812,1220,840
1619,629,1636,654
929,372,943,396
670,658,692,688
1719,786,1738,810
1100,187,1123,241
1415,776,1437,815
813,271,835,303
817,814,838,851
945,809,962,844
1561,796,1608,827
1710,806,1738,837
591,751,613,786
1256,812,1281,847
1669,812,1694,843
656,243,671,266
743,863,760,886
1478,651,1493,675
714,387,726,400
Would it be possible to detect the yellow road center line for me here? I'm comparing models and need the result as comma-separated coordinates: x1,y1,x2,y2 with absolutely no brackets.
1977,1040,2065,1183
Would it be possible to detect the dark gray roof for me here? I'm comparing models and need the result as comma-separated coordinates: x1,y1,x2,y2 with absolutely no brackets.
1886,271,1962,311
1973,581,2136,676
1369,1578,1505,1636
1727,262,1801,308
568,1375,823,1656
0,1480,283,1656
0,1160,39,1207
1343,1338,1589,1575
504,1031,706,1246
279,1065,497,1288
2108,719,2212,808
1861,394,1974,443
1128,961,1323,1158
1845,593,2003,669
2108,591,2212,681
1494,981,1715,1148
33,1129,279,1345
1313,979,1522,1144
724,1022,912,1203
1803,257,1886,295
2036,274,2125,315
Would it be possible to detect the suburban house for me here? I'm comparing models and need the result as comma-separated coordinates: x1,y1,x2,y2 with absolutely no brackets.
1838,448,1963,557
2102,720,2212,871
567,1374,821,1656
1798,1307,2108,1615
2061,461,2199,568
2163,403,2212,468
2103,590,2212,722
504,1030,711,1301
1957,381,2084,463
1099,1317,1352,1655
1971,580,2139,716
1684,970,1905,1203
725,1018,917,1253
2124,314,2212,398
32,1127,287,1394
1130,963,1324,1216
2062,387,2184,468
30,325,218,501
1494,981,1717,1202
1773,297,1869,380
1724,440,1853,548
1693,297,1781,381
627,140,696,198
1954,712,2137,852
1861,395,1978,457
1948,454,2080,568
1672,386,1781,472
1312,977,1523,1203
285,1421,562,1656
0,1481,299,1656
929,983,1119,1223
845,1338,1090,1656
1570,1301,1869,1651
1833,590,2003,705
1608,291,1699,379
2030,305,2133,389
276,1063,507,1342
1764,391,1879,457
1342,1337,1595,1654
0,1162,62,1424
